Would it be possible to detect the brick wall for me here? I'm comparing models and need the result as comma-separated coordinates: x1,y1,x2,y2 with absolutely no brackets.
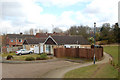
54,47,103,60
8,39,24,46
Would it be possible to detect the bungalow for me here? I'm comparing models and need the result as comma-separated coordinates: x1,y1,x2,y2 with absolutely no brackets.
23,35,90,55
44,35,90,54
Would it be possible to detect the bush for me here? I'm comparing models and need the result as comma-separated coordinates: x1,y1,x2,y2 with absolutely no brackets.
99,40,108,45
48,56,53,59
40,53,47,60
112,62,115,67
25,57,35,61
36,57,41,60
115,64,120,69
110,59,112,64
6,55,14,60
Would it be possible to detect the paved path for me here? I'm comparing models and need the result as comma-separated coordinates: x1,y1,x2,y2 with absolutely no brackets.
2,52,111,78
41,52,112,78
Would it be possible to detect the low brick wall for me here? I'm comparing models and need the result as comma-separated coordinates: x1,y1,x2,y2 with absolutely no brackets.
54,48,103,60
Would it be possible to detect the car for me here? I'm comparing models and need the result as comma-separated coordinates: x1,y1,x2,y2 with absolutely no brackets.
16,49,33,55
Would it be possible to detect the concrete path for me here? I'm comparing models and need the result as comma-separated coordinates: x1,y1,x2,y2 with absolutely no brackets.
2,52,111,78
41,52,112,78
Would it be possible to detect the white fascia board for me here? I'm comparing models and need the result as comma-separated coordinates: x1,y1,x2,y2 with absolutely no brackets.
43,36,58,45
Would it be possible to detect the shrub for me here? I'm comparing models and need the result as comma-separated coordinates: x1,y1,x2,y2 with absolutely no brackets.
6,55,14,60
115,64,120,69
48,56,53,59
112,62,115,67
36,56,41,60
110,60,113,65
40,53,47,60
99,40,108,45
25,57,35,61
9,51,12,53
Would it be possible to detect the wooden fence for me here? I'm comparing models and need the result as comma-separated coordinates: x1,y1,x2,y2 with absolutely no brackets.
54,48,103,60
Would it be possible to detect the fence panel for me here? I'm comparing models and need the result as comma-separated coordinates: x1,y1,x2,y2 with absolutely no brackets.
54,47,103,60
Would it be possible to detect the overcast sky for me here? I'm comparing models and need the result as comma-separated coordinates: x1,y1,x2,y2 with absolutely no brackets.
0,0,119,34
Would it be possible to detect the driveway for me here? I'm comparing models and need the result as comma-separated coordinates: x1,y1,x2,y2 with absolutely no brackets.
2,52,111,78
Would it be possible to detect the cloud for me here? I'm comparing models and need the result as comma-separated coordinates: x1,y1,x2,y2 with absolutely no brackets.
35,0,91,7
0,0,44,33
0,0,119,34
76,0,119,27
0,0,77,33
56,11,76,26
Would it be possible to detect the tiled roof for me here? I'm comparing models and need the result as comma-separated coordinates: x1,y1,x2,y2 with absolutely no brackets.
23,35,90,45
51,35,90,45
35,32,68,38
7,34,35,39
23,38,46,45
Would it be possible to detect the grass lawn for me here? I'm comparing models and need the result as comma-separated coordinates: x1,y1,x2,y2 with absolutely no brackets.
1,53,16,57
64,63,118,78
13,54,41,61
1,53,51,61
64,46,119,78
103,46,118,65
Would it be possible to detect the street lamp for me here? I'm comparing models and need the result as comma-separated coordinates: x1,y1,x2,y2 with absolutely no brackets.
94,22,96,64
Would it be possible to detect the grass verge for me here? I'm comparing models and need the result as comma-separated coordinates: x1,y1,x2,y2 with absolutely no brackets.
103,46,118,65
1,53,16,57
64,63,118,78
64,46,118,78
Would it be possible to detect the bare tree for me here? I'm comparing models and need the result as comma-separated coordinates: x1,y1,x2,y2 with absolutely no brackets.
29,28,34,35
2,34,7,47
38,29,43,33
34,29,37,34
52,27,63,33
24,30,29,34
42,29,48,33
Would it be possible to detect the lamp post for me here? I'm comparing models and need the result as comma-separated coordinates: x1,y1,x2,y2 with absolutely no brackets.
94,22,96,64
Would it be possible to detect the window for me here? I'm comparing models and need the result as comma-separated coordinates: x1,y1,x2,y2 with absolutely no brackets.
19,39,22,42
46,45,50,52
11,40,13,42
22,50,25,51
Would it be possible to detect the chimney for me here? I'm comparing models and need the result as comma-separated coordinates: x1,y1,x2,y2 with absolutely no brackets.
53,32,56,34
46,32,48,35
20,32,23,35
